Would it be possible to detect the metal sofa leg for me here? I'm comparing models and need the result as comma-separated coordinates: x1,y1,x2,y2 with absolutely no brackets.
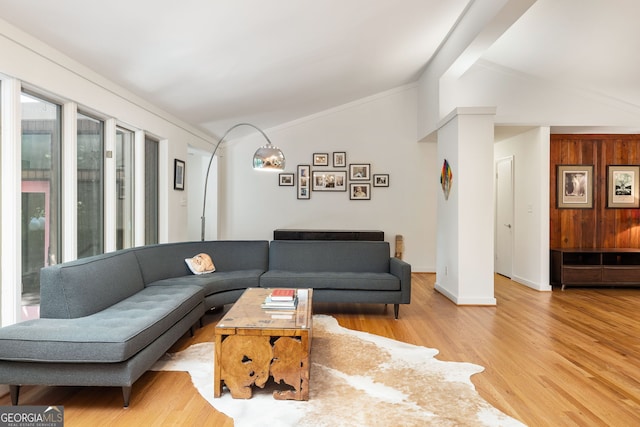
393,304,399,319
10,385,19,405
122,386,131,408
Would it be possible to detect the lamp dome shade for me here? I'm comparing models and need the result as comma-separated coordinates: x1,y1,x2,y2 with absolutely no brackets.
253,144,285,170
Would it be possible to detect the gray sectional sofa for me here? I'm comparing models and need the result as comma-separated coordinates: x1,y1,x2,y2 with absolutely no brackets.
0,239,410,407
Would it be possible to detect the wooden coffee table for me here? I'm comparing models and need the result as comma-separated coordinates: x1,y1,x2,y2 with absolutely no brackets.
214,288,313,400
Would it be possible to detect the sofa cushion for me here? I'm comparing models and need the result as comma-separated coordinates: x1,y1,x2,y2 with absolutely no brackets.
134,241,269,285
268,240,391,273
260,271,400,291
40,250,145,319
0,284,204,363
149,270,264,296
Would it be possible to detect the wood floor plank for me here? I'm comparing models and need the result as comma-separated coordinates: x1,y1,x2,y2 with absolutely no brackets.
1,273,639,425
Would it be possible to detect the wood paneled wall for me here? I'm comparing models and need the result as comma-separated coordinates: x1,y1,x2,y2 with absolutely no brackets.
550,134,640,249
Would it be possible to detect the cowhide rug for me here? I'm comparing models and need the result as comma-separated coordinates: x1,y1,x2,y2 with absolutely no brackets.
151,315,525,426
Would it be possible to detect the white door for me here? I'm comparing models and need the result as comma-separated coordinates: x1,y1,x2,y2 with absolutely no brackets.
495,156,514,278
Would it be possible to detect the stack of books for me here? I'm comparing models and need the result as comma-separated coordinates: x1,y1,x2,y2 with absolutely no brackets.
261,288,297,310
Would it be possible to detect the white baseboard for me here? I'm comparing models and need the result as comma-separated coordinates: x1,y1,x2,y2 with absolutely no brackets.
434,282,497,305
511,275,552,291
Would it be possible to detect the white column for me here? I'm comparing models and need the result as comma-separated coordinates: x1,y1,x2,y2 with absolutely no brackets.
134,130,145,247
435,107,497,305
104,119,117,252
1,79,22,325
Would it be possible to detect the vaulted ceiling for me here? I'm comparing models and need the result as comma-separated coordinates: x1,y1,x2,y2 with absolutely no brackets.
1,0,638,137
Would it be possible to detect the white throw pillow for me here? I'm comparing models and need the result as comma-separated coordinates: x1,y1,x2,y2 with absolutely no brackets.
185,253,216,274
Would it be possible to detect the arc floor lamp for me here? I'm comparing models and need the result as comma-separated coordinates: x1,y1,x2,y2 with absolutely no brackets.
201,123,285,241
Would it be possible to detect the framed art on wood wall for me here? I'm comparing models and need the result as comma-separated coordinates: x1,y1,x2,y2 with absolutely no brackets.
607,165,640,208
556,165,593,208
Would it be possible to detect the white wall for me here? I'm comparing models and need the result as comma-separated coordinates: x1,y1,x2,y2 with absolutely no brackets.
215,85,438,271
494,127,551,290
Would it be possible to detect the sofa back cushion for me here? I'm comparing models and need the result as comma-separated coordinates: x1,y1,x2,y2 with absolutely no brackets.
134,240,269,285
268,240,390,273
40,250,145,319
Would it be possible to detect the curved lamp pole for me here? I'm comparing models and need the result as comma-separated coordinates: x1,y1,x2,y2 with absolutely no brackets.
201,123,285,241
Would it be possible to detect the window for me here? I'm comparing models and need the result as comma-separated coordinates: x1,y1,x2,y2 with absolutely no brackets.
145,136,159,244
116,127,134,249
21,92,61,309
77,113,104,258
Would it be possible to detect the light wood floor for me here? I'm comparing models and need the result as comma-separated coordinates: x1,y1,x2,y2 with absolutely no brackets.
2,273,639,426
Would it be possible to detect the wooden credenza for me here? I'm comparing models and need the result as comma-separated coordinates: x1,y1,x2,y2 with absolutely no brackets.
550,248,640,290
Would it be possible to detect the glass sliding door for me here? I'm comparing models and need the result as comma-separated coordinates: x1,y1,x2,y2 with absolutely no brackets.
116,127,134,250
77,113,104,258
21,92,61,311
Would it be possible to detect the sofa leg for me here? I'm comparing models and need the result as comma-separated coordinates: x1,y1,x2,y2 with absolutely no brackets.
122,386,131,408
10,385,19,405
393,304,399,319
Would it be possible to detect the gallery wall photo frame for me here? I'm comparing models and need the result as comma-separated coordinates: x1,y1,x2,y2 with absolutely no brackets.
349,163,370,181
311,170,347,192
333,152,346,167
350,183,371,200
279,173,295,186
174,159,185,190
313,153,329,166
556,164,593,209
373,174,389,187
297,164,311,199
607,165,640,208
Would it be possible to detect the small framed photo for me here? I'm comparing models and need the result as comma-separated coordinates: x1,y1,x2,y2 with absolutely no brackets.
333,152,346,167
556,165,593,209
174,159,185,190
350,183,371,200
349,163,370,181
373,174,389,187
297,165,310,200
312,171,347,191
313,153,329,166
607,165,640,208
279,173,295,186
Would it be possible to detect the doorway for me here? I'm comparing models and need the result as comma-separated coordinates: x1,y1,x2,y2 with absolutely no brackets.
495,156,514,278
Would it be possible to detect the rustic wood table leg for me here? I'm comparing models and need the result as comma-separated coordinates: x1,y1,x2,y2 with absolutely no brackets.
219,335,273,399
214,333,223,397
270,332,310,400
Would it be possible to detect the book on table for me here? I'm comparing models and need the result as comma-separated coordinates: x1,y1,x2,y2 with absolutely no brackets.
269,288,296,301
261,295,298,310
